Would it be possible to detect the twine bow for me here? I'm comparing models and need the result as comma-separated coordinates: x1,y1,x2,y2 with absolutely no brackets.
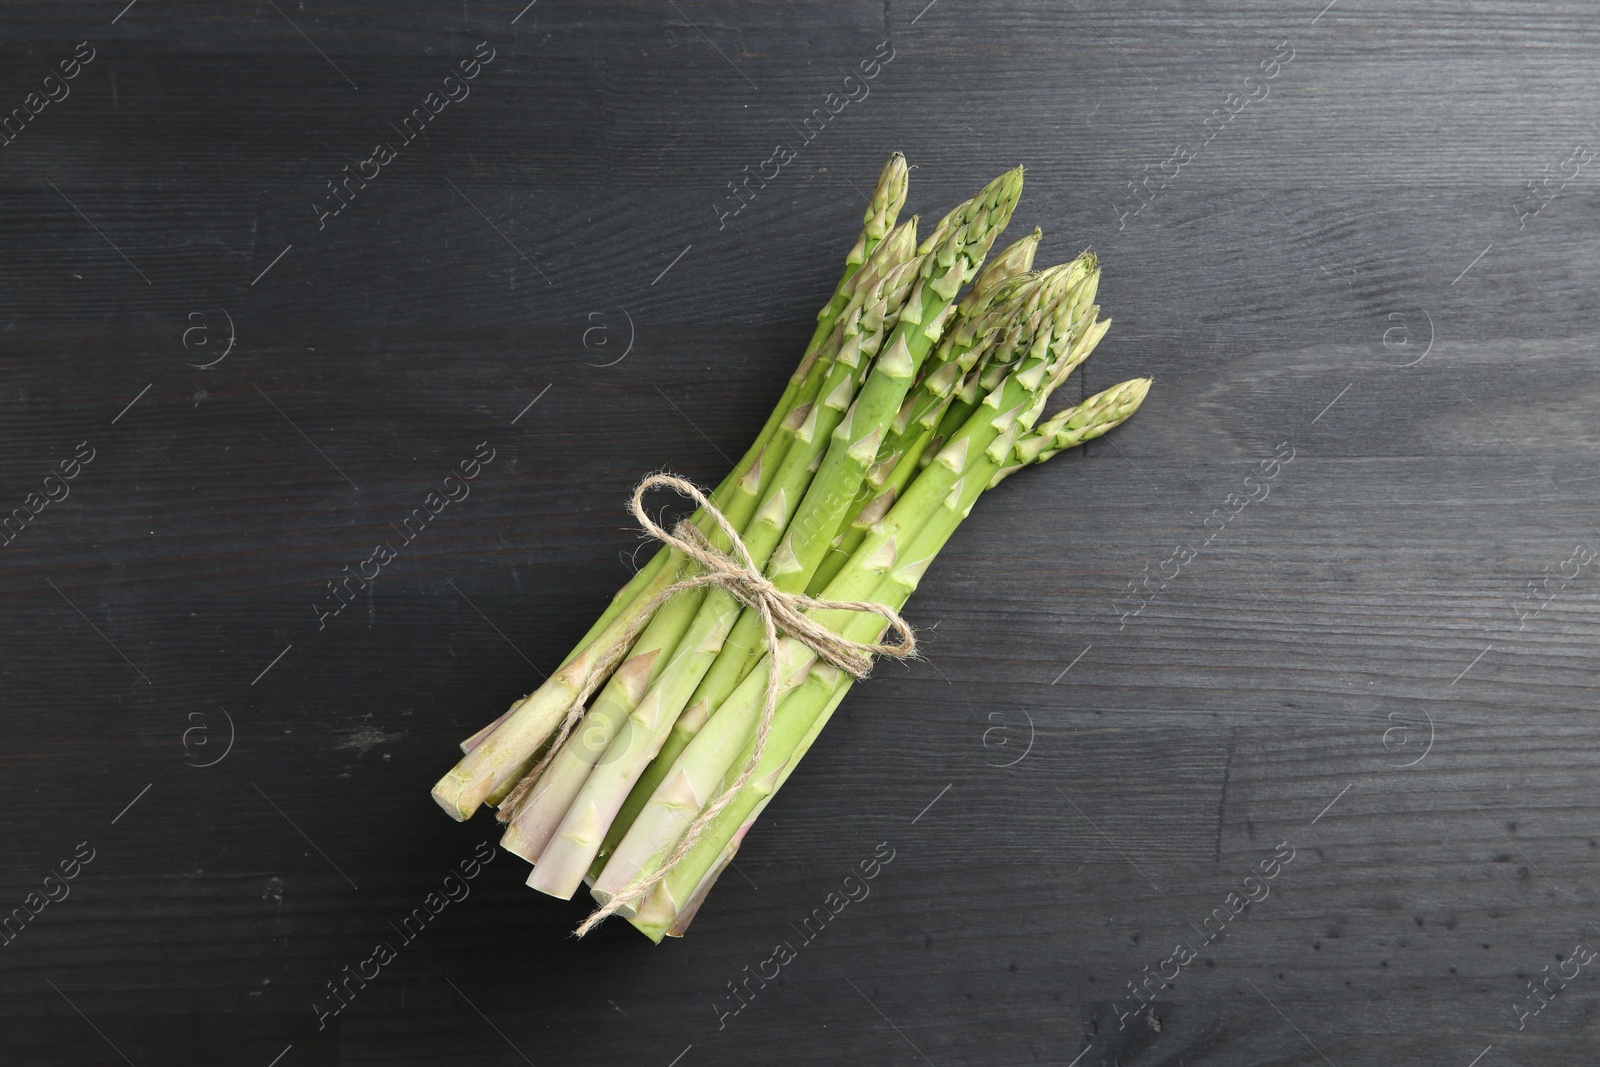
554,473,916,935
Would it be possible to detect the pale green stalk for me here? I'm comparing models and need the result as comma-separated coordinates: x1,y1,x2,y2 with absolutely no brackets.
495,454,766,858
432,158,909,822
679,168,1025,731
597,276,1046,851
642,680,854,940
807,240,1050,594
519,157,910,711
594,174,1030,868
807,285,1101,602
625,432,1000,936
499,221,921,852
802,261,1100,609
594,399,1005,913
514,228,926,888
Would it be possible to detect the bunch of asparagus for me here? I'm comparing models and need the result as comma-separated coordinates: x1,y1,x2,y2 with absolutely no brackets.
432,154,1151,940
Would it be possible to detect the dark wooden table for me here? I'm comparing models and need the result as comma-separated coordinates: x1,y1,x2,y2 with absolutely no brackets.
3,2,1598,1063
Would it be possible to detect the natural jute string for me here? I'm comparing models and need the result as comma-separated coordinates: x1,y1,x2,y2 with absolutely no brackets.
515,473,916,937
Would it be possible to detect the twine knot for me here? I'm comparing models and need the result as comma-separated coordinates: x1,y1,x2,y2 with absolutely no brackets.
628,474,915,681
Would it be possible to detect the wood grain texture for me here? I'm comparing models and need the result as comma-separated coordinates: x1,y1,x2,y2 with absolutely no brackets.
2,1,1599,1064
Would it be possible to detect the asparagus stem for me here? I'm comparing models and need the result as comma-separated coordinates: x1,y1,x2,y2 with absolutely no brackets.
430,162,910,823
522,227,931,897
567,233,924,879
807,234,1046,594
459,707,511,754
593,174,1030,870
592,417,987,912
497,464,755,859
498,220,924,863
635,678,855,941
680,169,1025,726
786,168,1027,584
626,501,961,937
800,264,1086,624
756,152,911,460
848,153,913,269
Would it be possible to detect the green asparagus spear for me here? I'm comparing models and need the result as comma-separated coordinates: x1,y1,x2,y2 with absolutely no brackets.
509,226,926,882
